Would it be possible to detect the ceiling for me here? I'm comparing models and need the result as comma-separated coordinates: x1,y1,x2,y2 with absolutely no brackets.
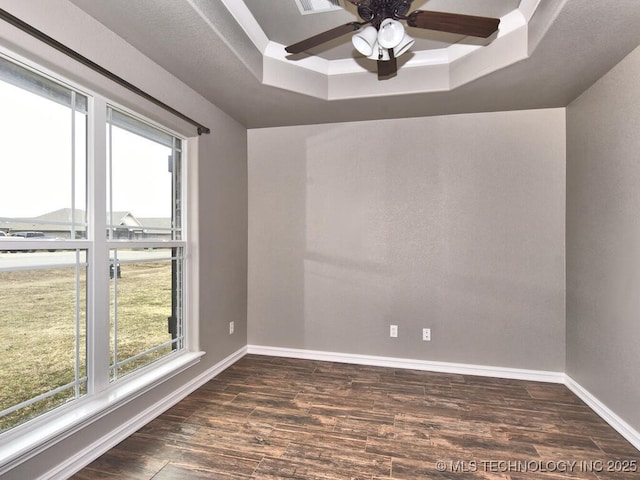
65,0,640,129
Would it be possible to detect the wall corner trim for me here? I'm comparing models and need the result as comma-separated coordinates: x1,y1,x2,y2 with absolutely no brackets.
246,345,566,383
564,375,640,451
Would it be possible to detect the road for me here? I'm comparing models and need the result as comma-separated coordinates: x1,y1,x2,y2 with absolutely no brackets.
0,249,172,270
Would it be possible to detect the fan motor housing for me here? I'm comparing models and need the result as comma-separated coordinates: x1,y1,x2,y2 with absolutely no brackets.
357,0,413,27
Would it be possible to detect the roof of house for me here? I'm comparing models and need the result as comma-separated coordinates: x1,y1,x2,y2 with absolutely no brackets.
1,209,172,234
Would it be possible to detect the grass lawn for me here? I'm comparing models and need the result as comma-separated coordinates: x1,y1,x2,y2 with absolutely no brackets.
0,259,174,432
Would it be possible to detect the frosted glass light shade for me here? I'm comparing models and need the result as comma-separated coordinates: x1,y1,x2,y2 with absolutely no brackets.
352,26,378,56
394,32,415,56
377,18,405,49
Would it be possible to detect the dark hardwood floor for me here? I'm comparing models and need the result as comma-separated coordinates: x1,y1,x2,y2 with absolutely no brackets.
71,354,640,479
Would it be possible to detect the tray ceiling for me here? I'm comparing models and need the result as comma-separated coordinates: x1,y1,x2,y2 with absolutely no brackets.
221,0,542,99
63,0,640,128
244,0,520,61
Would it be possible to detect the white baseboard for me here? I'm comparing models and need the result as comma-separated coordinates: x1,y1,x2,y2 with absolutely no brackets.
246,345,566,384
46,346,247,480
565,375,640,451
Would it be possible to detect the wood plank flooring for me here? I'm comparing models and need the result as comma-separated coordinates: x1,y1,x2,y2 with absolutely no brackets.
71,355,640,479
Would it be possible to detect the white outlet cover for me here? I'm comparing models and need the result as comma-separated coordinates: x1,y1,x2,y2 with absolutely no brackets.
422,328,431,341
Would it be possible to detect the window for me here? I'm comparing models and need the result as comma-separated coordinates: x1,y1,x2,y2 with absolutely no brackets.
0,54,188,435
106,108,185,380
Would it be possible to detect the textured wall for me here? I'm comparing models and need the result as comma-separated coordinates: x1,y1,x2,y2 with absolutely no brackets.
567,44,640,432
249,109,566,371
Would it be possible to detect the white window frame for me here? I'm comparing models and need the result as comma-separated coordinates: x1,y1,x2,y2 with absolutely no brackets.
0,50,203,474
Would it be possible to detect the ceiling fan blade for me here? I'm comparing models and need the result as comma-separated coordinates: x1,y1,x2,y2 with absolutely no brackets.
407,10,500,38
377,49,398,80
285,22,362,54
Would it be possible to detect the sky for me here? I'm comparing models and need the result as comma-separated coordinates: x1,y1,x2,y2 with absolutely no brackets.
0,81,173,220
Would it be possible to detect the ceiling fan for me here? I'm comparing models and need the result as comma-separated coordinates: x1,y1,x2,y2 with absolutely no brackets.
285,0,501,80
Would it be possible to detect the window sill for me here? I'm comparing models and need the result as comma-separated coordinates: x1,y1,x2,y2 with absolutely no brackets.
0,350,205,475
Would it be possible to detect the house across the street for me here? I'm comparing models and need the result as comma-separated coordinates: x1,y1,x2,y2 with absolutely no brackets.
1,208,172,240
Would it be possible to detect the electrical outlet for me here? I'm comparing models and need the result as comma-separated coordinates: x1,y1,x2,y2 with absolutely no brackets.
422,328,431,341
229,321,235,335
390,325,398,338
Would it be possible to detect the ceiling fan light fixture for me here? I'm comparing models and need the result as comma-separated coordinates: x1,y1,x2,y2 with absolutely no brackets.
352,25,378,56
355,19,413,61
367,43,390,61
285,0,501,80
393,31,414,57
377,18,405,49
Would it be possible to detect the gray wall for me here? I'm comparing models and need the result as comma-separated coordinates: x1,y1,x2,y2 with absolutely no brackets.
248,109,566,371
0,1,247,478
567,44,640,432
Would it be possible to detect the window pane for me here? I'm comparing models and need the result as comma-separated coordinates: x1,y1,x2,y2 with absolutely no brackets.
0,56,83,111
109,248,183,380
107,109,185,381
0,60,87,239
74,110,88,239
0,250,87,433
110,109,174,148
107,108,181,241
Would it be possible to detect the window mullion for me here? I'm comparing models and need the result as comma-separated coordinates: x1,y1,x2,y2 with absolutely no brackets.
87,96,110,394
75,249,81,399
